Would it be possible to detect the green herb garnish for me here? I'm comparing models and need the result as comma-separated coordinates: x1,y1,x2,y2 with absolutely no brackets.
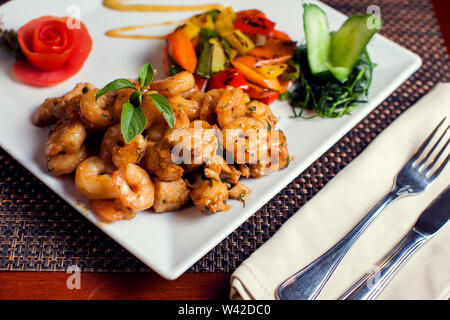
96,63,173,143
0,27,24,59
285,45,375,118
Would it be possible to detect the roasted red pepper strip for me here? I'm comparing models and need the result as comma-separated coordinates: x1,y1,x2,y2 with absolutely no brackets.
236,9,266,19
245,82,280,105
268,29,292,41
194,75,209,91
234,15,276,37
208,68,249,90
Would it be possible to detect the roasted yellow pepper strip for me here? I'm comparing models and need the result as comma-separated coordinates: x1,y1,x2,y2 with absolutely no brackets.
231,60,281,91
256,63,287,78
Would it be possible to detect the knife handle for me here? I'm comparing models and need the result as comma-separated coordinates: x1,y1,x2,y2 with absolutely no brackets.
339,229,428,300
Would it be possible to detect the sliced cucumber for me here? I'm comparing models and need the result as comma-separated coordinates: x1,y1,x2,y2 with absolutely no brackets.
329,14,381,82
303,3,331,75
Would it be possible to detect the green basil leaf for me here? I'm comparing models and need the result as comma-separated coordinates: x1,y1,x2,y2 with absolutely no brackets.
138,63,154,88
121,102,147,144
147,93,174,129
96,78,136,100
129,90,142,108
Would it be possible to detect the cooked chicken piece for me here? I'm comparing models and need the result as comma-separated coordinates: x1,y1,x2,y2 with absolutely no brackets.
228,182,251,201
152,177,190,213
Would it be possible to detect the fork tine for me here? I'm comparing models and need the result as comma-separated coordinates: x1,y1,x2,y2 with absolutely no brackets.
411,117,447,163
418,125,449,169
423,137,450,174
429,151,450,181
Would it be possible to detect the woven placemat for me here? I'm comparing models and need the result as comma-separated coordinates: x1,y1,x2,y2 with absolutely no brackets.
0,0,449,272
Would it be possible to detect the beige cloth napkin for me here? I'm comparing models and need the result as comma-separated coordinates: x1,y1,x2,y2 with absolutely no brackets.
230,83,450,300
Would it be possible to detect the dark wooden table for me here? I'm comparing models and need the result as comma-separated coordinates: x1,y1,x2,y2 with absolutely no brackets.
0,0,449,300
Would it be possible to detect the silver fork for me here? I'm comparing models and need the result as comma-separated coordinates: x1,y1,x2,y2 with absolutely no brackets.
276,117,449,300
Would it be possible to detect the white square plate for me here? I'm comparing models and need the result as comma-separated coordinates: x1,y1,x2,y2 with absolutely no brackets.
0,0,421,279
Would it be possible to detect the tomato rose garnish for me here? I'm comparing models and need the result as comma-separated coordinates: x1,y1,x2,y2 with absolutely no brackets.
13,16,92,86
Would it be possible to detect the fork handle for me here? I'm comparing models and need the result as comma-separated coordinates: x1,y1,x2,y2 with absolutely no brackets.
276,184,409,300
339,229,427,300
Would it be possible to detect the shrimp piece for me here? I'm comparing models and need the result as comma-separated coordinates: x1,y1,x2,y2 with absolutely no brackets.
229,182,251,200
113,88,135,121
100,124,146,168
142,141,184,181
33,97,63,127
189,179,229,214
112,163,155,211
216,86,247,128
45,121,87,156
142,93,190,136
200,88,223,124
61,82,96,104
249,130,290,177
150,71,195,97
167,120,219,166
90,199,136,222
222,117,267,164
75,156,117,199
79,89,116,130
204,155,232,181
152,177,190,213
246,100,278,129
33,83,96,127
220,164,243,185
168,95,200,121
47,145,87,176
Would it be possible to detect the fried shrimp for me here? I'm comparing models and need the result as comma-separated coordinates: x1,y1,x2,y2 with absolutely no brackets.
222,117,268,164
33,83,96,127
113,88,135,121
249,130,290,177
47,145,87,176
100,124,146,168
245,100,278,129
168,95,200,121
142,141,184,181
150,71,195,97
216,86,247,128
167,120,219,166
79,89,116,130
90,199,136,222
75,156,117,199
112,163,155,211
33,97,62,127
200,88,223,124
45,120,87,156
190,179,229,214
35,68,290,220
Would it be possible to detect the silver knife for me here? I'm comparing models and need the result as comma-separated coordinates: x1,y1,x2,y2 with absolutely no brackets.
339,186,450,300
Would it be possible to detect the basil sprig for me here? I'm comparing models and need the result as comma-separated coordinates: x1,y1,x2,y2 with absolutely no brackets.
96,63,173,144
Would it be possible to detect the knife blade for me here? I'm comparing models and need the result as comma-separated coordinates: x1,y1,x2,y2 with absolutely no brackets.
413,185,450,236
340,186,450,300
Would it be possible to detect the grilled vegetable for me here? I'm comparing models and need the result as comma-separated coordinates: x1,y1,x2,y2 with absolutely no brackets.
231,60,281,91
182,22,201,39
214,7,236,36
167,28,197,73
188,13,215,30
208,68,248,90
209,38,228,73
223,29,254,55
234,14,275,36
